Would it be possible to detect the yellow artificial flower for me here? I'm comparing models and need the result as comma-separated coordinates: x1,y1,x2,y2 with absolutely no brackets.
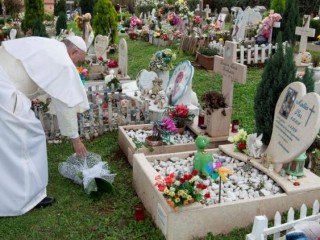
169,191,175,197
318,34,320,40
174,197,181,203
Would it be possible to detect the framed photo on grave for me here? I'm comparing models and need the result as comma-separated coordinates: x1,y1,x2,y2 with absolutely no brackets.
166,61,194,105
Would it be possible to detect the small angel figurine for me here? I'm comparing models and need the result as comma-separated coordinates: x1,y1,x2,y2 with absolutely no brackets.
247,133,263,158
154,90,168,109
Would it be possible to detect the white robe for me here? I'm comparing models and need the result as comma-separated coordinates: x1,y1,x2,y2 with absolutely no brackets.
0,37,89,216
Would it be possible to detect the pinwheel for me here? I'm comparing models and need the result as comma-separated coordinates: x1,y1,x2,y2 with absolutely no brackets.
205,160,233,182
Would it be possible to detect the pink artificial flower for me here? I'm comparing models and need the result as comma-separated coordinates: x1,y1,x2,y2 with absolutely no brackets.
161,117,177,132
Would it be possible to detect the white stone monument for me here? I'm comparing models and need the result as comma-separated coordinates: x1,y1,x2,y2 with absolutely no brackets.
118,38,130,80
214,41,247,107
265,82,320,172
94,34,109,61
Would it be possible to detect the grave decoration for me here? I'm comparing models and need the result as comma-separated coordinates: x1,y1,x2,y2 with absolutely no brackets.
227,128,248,153
255,12,282,45
58,152,116,194
164,104,195,130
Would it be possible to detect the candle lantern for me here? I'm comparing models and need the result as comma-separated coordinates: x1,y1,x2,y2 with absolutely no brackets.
231,119,239,133
134,203,145,221
287,152,307,177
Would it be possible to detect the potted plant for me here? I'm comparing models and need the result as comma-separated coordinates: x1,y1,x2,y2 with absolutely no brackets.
196,44,219,70
145,117,177,146
200,91,231,137
164,104,195,133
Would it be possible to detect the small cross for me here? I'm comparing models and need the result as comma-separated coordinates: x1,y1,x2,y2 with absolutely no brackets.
295,15,315,53
305,105,315,127
204,4,211,19
214,41,247,107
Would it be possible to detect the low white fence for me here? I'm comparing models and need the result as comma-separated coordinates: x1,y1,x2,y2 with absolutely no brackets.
33,82,150,141
246,199,320,240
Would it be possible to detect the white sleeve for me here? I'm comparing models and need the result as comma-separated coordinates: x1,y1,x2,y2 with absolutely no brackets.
51,98,79,139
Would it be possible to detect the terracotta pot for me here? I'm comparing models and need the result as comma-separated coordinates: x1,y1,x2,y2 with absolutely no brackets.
175,125,186,134
196,51,214,70
145,136,163,146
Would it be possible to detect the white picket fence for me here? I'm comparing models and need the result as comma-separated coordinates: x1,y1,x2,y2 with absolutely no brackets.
237,43,276,65
246,199,320,240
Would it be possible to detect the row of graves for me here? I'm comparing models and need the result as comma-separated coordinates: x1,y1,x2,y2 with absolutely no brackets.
116,41,320,239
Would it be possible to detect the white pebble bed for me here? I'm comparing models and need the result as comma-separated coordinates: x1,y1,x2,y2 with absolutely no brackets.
150,152,284,205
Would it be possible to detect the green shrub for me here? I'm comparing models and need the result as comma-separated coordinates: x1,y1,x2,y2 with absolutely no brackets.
22,0,44,33
32,18,49,37
198,46,218,56
310,19,320,42
55,11,67,36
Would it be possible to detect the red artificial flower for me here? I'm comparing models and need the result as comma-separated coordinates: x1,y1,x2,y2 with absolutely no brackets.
196,183,207,190
184,174,192,180
237,143,246,150
204,192,211,198
157,184,166,192
98,56,103,61
174,104,189,118
192,169,198,176
179,177,186,183
107,60,118,68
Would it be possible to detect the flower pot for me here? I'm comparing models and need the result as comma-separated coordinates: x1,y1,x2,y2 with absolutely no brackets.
205,107,231,138
175,125,186,134
145,136,163,147
196,51,214,70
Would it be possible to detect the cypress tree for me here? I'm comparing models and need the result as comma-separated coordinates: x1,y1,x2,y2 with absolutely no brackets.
54,0,66,17
80,0,96,16
254,34,298,145
281,0,299,45
56,11,67,36
32,18,49,37
92,0,118,43
270,0,286,15
22,0,44,33
299,67,314,93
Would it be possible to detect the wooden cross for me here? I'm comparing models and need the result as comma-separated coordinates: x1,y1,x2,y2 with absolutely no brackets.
295,15,315,53
214,41,247,107
204,4,211,18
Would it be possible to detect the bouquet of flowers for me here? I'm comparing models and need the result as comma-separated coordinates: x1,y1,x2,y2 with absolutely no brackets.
77,66,89,85
228,129,248,153
154,169,210,211
107,59,118,68
130,16,142,28
192,15,202,26
167,13,180,26
165,104,195,128
150,117,177,143
149,48,176,72
256,13,282,40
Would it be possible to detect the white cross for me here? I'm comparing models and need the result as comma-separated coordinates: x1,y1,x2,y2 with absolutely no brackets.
204,4,211,19
214,41,247,107
295,15,315,53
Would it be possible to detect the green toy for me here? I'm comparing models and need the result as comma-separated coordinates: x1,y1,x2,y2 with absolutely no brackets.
194,135,212,176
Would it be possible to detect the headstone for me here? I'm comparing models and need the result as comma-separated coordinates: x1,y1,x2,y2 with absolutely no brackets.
265,82,320,171
137,70,158,93
204,4,211,18
214,41,247,107
118,38,130,79
253,6,267,16
94,34,109,61
166,61,194,106
295,15,316,54
9,28,17,40
231,6,242,20
215,13,227,30
220,7,229,15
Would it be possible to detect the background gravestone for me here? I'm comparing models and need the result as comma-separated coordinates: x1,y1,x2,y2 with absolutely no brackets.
94,34,109,61
118,38,130,80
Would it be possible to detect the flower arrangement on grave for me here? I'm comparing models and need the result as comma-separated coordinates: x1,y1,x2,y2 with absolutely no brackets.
149,48,176,72
107,59,118,69
149,117,177,143
166,13,180,26
140,29,150,41
97,56,108,66
77,66,89,85
130,16,142,28
255,13,282,44
31,98,51,113
154,169,209,210
228,129,248,153
192,15,202,27
128,30,139,40
165,104,195,128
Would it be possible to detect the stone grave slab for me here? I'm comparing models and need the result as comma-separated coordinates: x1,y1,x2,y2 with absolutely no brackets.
118,124,230,166
118,38,130,80
94,34,109,61
133,147,320,240
264,82,320,169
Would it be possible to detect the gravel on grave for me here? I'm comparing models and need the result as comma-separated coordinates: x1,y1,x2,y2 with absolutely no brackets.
125,128,196,144
150,152,284,205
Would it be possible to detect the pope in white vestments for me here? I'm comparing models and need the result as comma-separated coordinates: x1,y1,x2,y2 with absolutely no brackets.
0,36,89,216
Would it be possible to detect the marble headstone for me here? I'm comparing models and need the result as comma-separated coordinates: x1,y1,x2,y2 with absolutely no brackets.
166,60,194,106
94,34,109,61
137,70,158,93
265,82,320,169
118,38,130,79
9,28,17,40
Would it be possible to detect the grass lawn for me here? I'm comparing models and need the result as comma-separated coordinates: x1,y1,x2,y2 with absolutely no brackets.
0,35,313,240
